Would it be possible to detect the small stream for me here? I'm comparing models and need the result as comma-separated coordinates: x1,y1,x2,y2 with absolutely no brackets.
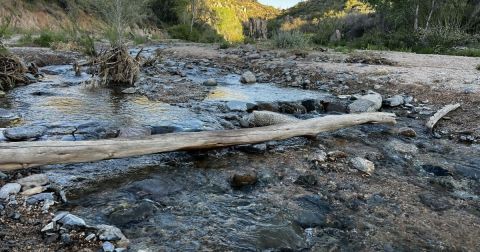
1,46,479,251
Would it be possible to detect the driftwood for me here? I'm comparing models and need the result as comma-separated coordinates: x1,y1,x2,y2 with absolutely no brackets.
426,103,461,131
0,112,396,171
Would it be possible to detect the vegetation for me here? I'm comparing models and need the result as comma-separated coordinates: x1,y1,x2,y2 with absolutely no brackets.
272,30,310,49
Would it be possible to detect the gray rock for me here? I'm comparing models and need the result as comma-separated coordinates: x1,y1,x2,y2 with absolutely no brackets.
4,126,47,141
350,157,375,175
225,101,255,112
0,108,20,124
387,140,418,155
96,224,127,241
26,192,54,205
118,127,151,138
102,241,115,252
202,78,218,86
41,222,56,232
0,91,5,98
384,95,405,107
348,91,383,113
398,127,417,138
0,183,21,200
121,87,136,94
240,71,256,84
58,213,87,229
25,73,37,83
17,174,49,189
53,211,70,222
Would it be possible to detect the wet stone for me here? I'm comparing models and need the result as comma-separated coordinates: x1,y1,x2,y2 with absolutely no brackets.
0,183,21,200
419,193,453,211
108,201,156,226
294,175,318,188
26,192,54,205
4,126,47,141
203,78,218,86
231,173,258,188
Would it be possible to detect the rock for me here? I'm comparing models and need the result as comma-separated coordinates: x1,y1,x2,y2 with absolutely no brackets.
302,99,323,112
294,194,331,229
0,108,20,124
121,87,136,94
308,150,327,163
115,249,127,252
231,173,258,188
240,71,256,84
96,225,127,241
350,157,375,175
203,78,218,86
58,214,87,229
85,233,96,241
42,199,55,212
387,140,418,155
25,73,37,83
4,126,47,141
279,102,307,114
0,172,7,180
0,91,5,98
244,111,299,127
41,222,56,232
10,211,21,220
384,95,404,107
118,127,151,138
53,211,69,222
237,143,267,154
0,183,21,200
327,151,348,161
61,234,72,245
419,193,453,211
26,192,54,205
17,174,49,189
398,127,417,138
254,224,307,250
294,175,318,187
102,241,115,252
108,201,156,226
226,101,256,112
348,91,382,113
422,165,452,176
21,186,46,196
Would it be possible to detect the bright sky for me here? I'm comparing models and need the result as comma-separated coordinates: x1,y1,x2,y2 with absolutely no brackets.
258,0,304,9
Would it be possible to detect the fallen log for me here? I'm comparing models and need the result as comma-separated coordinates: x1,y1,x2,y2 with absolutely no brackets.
426,103,461,131
0,112,396,171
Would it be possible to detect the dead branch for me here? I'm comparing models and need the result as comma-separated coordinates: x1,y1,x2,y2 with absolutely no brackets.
426,103,461,131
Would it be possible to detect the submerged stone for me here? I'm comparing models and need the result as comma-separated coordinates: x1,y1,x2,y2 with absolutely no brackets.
4,126,47,141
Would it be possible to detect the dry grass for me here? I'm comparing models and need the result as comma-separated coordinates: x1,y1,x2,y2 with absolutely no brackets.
93,46,140,85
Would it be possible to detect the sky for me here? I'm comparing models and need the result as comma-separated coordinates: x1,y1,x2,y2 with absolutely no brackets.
258,0,304,9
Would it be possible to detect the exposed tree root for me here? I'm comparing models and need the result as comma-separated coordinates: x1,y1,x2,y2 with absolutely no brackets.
0,53,29,91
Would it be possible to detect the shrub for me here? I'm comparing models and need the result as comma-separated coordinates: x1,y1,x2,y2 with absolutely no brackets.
168,24,201,41
272,30,310,49
33,30,68,47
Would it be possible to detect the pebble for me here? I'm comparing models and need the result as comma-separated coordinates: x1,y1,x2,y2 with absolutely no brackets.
26,192,54,205
102,241,115,252
398,127,417,138
384,95,405,107
231,173,258,188
202,78,218,86
121,87,136,94
0,183,21,200
350,157,375,175
4,126,47,141
58,214,87,229
240,71,256,83
17,174,49,189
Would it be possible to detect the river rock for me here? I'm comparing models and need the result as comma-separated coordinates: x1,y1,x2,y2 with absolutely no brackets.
17,174,49,189
21,186,46,196
0,108,20,124
58,213,87,229
118,127,151,138
108,201,156,226
203,78,218,86
350,157,375,175
0,183,21,200
96,224,127,241
26,192,54,205
240,71,256,84
348,91,382,113
4,126,47,141
231,173,258,188
294,194,331,229
398,127,417,138
121,88,136,94
384,95,405,107
102,241,115,252
41,222,56,232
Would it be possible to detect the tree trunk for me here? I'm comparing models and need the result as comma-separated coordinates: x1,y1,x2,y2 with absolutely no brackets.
0,113,396,171
414,3,419,31
425,0,436,32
